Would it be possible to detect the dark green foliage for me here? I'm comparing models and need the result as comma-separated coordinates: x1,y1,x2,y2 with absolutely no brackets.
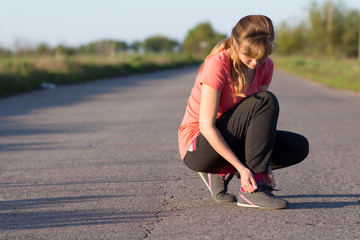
340,9,360,56
276,0,360,57
143,35,179,53
54,45,76,56
182,22,227,57
36,43,51,56
0,47,12,57
79,40,129,55
130,41,143,52
276,22,308,55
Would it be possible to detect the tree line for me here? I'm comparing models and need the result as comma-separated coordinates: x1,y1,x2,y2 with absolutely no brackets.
277,0,360,58
0,38,178,57
1,1,359,59
0,22,224,57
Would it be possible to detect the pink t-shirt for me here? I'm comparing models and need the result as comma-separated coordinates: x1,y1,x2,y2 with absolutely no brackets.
178,50,274,160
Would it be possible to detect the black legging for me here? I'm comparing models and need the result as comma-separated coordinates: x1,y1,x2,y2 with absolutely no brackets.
183,91,309,174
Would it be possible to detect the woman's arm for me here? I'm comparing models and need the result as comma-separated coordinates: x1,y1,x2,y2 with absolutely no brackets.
199,84,258,192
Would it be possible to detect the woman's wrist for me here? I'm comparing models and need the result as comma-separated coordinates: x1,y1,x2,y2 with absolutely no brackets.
233,161,248,173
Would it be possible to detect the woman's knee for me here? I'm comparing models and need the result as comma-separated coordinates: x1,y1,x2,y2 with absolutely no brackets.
294,134,309,162
251,91,280,115
272,131,309,168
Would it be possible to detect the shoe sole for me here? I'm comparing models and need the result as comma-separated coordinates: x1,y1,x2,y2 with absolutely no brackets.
237,202,288,209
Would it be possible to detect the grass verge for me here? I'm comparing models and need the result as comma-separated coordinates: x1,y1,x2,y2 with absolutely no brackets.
272,55,360,94
0,53,202,98
2,54,359,98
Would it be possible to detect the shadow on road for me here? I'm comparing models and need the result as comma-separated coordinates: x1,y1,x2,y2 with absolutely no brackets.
281,194,360,209
1,210,156,230
0,195,159,230
0,121,107,151
0,176,183,189
0,195,128,210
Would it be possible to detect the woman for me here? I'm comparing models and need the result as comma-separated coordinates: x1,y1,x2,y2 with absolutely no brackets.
178,15,309,209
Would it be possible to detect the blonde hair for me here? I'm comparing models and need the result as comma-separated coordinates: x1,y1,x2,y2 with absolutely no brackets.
201,15,275,97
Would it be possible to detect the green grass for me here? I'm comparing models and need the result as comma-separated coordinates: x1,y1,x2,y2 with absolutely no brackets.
2,53,360,98
272,55,360,93
0,53,202,98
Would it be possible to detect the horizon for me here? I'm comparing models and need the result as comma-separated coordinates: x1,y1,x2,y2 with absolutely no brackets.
2,0,360,50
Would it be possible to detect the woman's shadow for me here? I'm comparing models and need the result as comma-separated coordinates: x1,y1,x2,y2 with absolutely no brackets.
279,194,360,209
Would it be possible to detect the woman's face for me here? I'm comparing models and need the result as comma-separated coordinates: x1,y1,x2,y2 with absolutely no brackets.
238,52,267,70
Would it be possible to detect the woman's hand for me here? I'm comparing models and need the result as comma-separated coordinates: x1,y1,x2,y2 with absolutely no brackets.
239,168,258,193
264,167,276,189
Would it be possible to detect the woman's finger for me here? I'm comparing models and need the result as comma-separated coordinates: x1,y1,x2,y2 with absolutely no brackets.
250,176,258,190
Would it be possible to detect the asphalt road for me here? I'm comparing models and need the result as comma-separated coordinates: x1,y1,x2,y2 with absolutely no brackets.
0,66,359,240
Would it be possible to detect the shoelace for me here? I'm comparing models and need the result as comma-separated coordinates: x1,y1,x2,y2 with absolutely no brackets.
262,185,276,197
222,176,229,192
256,185,280,198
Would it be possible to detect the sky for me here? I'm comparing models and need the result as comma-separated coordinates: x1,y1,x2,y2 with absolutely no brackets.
2,0,360,49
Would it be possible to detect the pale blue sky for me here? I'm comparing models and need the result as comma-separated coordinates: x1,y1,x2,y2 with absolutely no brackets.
1,0,360,49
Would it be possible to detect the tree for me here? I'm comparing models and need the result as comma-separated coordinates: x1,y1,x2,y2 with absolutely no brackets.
54,44,76,56
340,9,360,57
0,47,12,56
307,2,329,54
130,41,143,53
276,22,308,55
79,40,129,55
182,22,226,56
306,0,360,57
36,42,51,56
276,0,360,58
114,41,128,53
144,35,179,53
13,38,34,56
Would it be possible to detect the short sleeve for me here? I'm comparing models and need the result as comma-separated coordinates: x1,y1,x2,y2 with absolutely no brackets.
262,57,274,86
199,56,227,92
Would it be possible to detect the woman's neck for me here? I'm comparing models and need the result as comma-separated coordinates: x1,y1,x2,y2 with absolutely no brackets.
244,67,255,83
